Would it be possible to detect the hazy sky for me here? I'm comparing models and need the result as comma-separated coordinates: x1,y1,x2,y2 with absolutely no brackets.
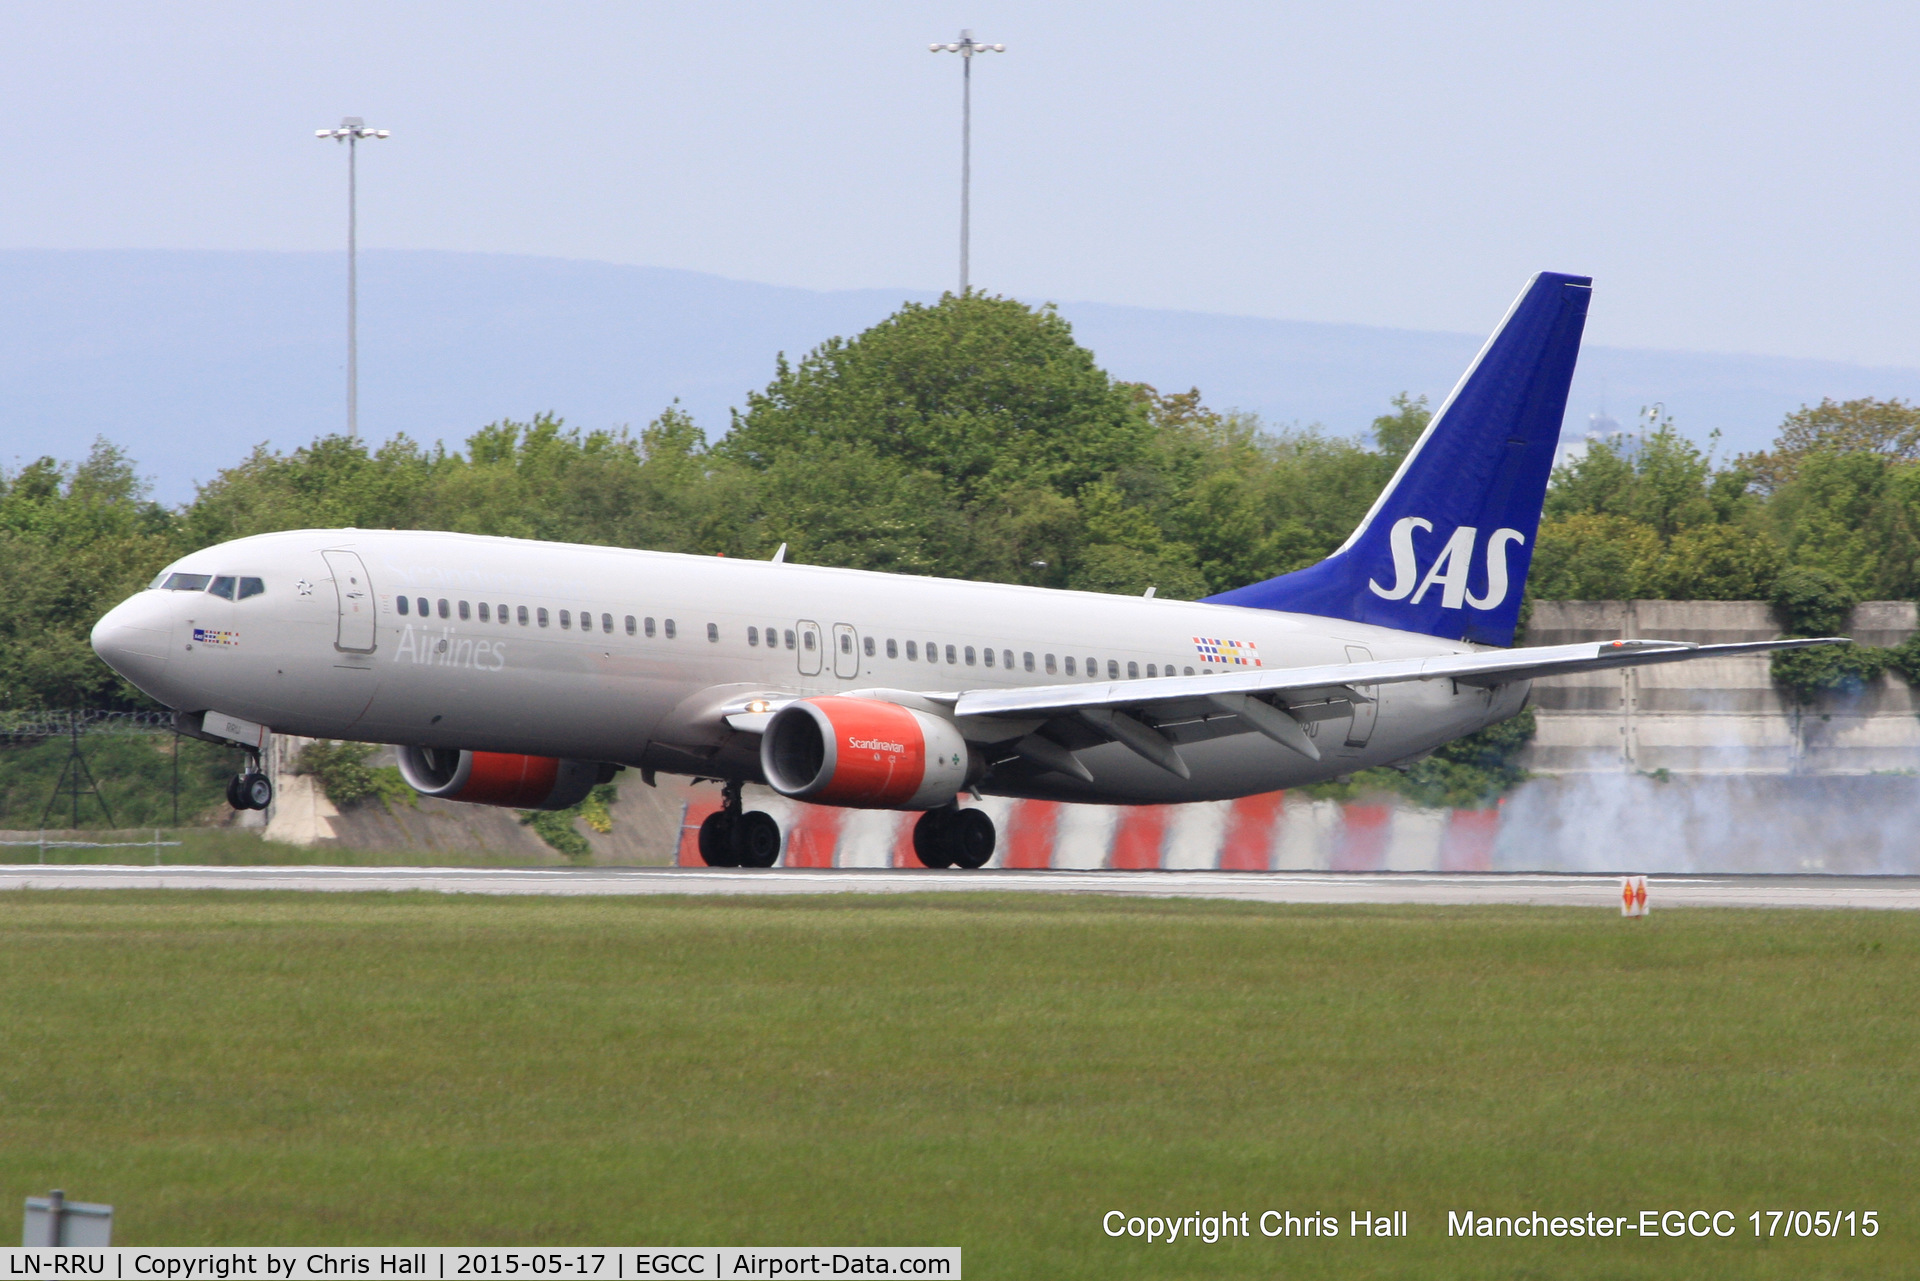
4,2,1919,367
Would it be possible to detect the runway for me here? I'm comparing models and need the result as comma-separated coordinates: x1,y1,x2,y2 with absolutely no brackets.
3,864,1918,909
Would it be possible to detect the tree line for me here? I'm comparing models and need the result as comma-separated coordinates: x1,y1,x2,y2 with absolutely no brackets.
5,291,1917,721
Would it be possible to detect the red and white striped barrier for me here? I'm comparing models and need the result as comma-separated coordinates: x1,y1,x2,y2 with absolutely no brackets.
676,793,1504,872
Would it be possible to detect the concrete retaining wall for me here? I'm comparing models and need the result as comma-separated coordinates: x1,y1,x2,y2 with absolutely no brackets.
1522,600,1920,776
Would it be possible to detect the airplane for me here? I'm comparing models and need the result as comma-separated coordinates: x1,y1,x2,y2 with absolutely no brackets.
90,272,1836,869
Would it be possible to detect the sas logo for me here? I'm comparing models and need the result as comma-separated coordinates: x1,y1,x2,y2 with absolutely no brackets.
1193,636,1262,667
1368,517,1526,610
191,627,239,647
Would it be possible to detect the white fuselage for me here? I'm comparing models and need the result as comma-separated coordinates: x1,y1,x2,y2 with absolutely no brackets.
92,529,1528,805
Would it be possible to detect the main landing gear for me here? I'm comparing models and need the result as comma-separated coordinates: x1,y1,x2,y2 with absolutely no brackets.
913,805,995,869
697,779,783,868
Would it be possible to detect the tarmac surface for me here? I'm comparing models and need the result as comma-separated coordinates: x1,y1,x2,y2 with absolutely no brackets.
3,865,1919,909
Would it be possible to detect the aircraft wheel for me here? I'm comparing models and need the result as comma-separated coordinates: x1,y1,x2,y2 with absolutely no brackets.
949,808,995,869
912,809,955,869
699,811,741,867
241,772,274,810
734,811,782,868
226,775,246,811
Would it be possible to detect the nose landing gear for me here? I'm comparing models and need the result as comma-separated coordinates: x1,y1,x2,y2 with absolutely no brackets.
226,769,273,811
913,805,995,869
696,780,783,868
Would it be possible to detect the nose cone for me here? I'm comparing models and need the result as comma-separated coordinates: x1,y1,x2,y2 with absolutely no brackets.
92,594,173,697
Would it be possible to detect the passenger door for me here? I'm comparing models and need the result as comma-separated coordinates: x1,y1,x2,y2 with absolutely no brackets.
322,550,378,653
796,620,823,676
832,623,860,679
1342,644,1378,749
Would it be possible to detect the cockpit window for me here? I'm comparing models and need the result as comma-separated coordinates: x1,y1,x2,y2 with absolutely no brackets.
238,577,265,600
208,576,237,600
162,573,212,592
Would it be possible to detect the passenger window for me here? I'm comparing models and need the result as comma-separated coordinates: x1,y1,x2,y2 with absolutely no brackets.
840,633,851,653
538,608,550,627
417,597,429,617
238,577,265,600
1023,652,1034,672
1044,654,1057,674
748,626,760,646
905,640,917,660
603,614,614,634
518,605,529,625
162,573,212,592
926,640,938,661
1128,661,1139,679
1085,657,1096,677
499,604,509,624
397,595,410,616
864,636,875,657
209,576,237,600
964,646,976,665
886,639,898,658
560,610,572,629
625,615,637,636
478,603,489,622
708,623,719,642
665,619,677,639
945,644,957,664
983,647,994,667
1184,666,1195,676
1003,650,1013,669
783,628,794,649
437,599,450,619
803,631,815,650
459,601,471,621
1064,656,1075,675
1108,659,1120,679
1146,663,1156,677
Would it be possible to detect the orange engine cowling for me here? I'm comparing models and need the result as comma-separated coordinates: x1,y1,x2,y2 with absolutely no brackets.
396,746,599,811
761,696,972,810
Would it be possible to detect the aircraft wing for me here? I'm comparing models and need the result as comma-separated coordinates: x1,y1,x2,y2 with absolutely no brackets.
714,637,1842,780
953,636,1845,720
944,635,1844,777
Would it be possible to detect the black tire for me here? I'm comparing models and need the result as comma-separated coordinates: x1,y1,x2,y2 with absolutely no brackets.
226,775,246,811
699,811,741,867
949,808,996,869
734,811,782,868
242,772,274,810
912,809,955,869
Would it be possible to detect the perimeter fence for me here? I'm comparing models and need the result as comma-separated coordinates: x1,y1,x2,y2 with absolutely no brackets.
0,709,241,830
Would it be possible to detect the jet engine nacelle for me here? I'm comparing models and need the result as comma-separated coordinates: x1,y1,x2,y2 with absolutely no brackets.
761,696,972,809
396,746,599,811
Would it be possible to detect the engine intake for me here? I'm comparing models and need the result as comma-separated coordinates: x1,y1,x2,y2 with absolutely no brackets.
396,747,599,811
761,696,971,810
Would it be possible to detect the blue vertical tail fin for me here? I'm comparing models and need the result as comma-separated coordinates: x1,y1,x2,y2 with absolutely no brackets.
1203,271,1591,646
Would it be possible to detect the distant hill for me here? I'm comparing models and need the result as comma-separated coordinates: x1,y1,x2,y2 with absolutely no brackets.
6,248,1920,503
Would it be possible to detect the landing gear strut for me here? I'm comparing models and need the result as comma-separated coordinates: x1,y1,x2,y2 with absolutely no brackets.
913,805,995,869
697,780,783,869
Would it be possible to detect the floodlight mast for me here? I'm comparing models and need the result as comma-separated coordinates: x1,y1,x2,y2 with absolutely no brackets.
315,118,390,438
929,32,1004,294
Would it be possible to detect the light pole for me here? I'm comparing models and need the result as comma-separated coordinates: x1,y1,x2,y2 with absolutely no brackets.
315,117,390,438
930,31,1004,294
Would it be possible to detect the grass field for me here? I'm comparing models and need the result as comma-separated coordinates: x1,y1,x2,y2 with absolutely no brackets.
2,891,1913,1278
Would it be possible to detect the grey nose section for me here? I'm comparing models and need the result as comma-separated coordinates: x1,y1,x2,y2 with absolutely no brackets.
90,600,169,679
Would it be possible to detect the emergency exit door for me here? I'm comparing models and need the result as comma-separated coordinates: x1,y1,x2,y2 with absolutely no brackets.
796,620,823,676
832,624,860,678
